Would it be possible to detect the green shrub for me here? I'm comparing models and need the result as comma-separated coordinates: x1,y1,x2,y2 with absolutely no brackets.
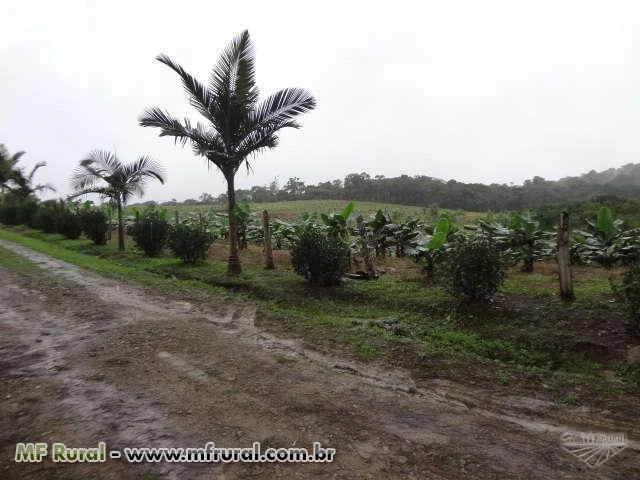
29,200,59,233
435,235,506,303
131,207,169,256
28,200,81,239
615,261,640,334
57,209,82,239
0,197,38,225
291,230,350,286
80,209,109,245
168,222,213,263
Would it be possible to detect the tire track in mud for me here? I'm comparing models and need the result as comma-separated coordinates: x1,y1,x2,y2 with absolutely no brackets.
0,265,207,479
1,239,639,479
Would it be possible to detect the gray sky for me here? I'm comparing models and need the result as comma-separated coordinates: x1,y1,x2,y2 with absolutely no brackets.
2,0,639,202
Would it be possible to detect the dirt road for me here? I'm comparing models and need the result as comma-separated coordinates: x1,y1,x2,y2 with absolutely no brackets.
1,239,638,479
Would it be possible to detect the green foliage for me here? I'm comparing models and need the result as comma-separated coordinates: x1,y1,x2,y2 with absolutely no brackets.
426,216,451,250
70,150,165,251
365,209,394,257
412,215,452,277
131,207,170,256
613,261,640,334
0,195,38,225
29,201,58,233
56,208,82,240
535,196,640,230
168,221,214,263
0,144,55,199
386,218,422,257
474,211,554,272
435,235,506,303
291,230,350,286
29,200,81,239
270,217,301,249
80,207,109,245
573,207,640,268
320,202,355,241
235,199,252,250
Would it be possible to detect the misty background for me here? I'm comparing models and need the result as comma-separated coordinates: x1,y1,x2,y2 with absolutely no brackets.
2,0,639,202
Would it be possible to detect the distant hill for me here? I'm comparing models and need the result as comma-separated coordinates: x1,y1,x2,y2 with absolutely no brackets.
141,163,640,214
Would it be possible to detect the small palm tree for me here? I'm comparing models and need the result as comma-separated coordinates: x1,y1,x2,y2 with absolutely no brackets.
0,145,55,198
11,163,56,199
139,30,316,274
0,144,24,194
70,150,165,251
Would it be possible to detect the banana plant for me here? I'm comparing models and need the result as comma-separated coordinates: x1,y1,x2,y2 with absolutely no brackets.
235,199,252,250
387,218,422,257
411,215,452,280
320,202,355,241
271,218,298,249
365,209,395,257
573,207,640,268
470,211,554,272
504,212,554,272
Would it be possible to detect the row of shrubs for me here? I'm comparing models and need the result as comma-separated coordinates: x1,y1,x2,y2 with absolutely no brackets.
291,227,506,301
3,199,640,325
129,207,214,263
0,198,110,244
0,199,505,301
129,206,506,304
130,207,506,304
0,200,214,264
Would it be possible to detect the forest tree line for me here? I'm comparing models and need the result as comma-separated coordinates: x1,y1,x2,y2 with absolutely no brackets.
165,162,640,213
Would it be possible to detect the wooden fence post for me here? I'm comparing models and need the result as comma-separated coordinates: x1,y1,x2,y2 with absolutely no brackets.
263,210,275,269
557,211,574,301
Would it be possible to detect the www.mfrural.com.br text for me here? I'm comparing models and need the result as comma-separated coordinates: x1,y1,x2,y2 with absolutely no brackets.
15,441,336,464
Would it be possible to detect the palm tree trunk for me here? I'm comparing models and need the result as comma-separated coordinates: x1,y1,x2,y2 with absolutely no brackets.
117,197,125,251
226,173,241,275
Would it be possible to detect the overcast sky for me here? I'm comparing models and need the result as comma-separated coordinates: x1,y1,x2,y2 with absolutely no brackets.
2,0,639,202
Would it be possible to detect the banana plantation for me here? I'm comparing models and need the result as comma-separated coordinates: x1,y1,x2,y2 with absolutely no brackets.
136,201,640,275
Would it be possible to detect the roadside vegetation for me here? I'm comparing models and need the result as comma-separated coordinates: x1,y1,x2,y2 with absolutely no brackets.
1,28,640,414
1,196,639,411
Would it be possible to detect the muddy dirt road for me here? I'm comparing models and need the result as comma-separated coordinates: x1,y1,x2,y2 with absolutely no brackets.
1,240,638,479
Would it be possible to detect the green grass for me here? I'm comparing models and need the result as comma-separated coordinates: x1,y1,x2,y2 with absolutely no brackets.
0,227,235,301
501,264,620,307
0,224,637,403
0,245,38,272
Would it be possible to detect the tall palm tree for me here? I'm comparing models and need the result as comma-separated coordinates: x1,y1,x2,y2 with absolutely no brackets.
70,150,165,251
139,30,316,274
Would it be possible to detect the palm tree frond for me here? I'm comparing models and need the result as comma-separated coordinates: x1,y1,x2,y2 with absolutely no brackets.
236,128,279,159
71,151,120,191
209,30,258,106
139,108,213,149
155,54,218,124
250,88,316,130
28,162,47,182
84,150,121,172
32,182,56,194
67,186,112,199
122,155,166,185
